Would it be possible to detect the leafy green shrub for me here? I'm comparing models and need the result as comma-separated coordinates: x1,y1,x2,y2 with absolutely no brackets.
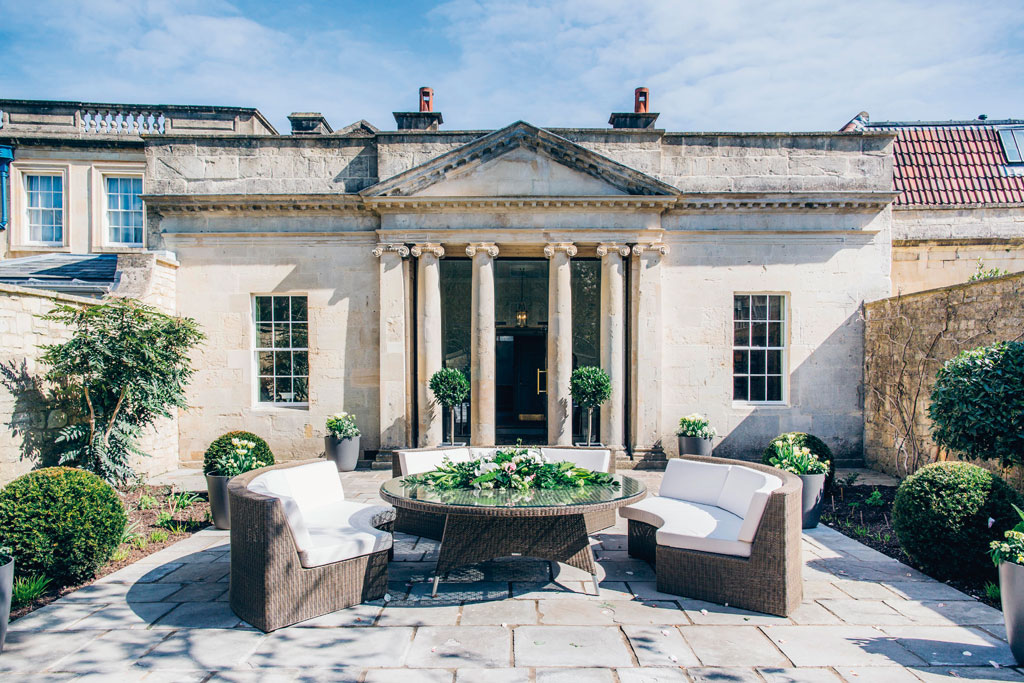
893,462,1024,579
929,341,1024,467
570,367,611,445
203,431,274,476
676,414,716,439
326,412,360,439
762,432,835,487
0,467,127,585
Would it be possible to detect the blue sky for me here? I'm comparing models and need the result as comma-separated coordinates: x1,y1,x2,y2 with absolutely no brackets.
1,0,1022,133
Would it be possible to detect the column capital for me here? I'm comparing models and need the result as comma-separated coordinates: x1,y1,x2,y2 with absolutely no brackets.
466,242,499,258
632,242,670,257
410,243,445,258
596,243,631,258
543,242,577,258
373,242,410,258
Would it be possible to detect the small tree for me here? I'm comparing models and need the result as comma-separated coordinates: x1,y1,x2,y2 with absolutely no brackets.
429,368,470,445
570,366,611,446
40,298,204,484
929,341,1024,467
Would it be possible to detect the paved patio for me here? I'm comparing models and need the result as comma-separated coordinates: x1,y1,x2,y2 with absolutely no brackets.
2,470,1019,682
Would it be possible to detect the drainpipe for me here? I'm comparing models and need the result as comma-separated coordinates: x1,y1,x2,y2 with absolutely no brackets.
0,146,12,232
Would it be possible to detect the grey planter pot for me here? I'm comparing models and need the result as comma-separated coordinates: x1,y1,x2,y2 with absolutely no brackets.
678,436,713,457
0,557,12,653
799,473,826,529
206,474,231,530
1001,561,1024,665
325,435,360,472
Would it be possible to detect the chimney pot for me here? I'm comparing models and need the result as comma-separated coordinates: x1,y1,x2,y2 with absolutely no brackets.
635,87,650,114
394,88,444,130
419,87,434,113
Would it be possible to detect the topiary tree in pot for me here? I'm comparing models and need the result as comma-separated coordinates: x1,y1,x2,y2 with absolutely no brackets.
569,366,611,446
203,431,275,529
429,368,469,446
929,340,1024,468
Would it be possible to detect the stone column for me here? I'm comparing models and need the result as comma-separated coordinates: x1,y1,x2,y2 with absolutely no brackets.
467,243,499,446
598,243,630,455
630,242,669,456
412,243,445,447
374,242,411,450
545,242,576,446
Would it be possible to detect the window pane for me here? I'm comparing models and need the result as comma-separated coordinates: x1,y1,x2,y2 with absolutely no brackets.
750,376,766,402
274,323,290,349
767,349,782,374
733,321,749,347
293,377,308,402
769,296,783,320
259,377,274,403
291,297,307,322
273,296,290,321
766,375,782,402
733,376,748,401
733,349,749,374
258,351,274,375
751,322,768,348
292,351,308,376
257,323,273,348
291,323,308,349
750,349,766,374
768,322,783,347
752,296,768,320
275,377,293,401
733,295,750,321
274,350,292,375
256,297,273,323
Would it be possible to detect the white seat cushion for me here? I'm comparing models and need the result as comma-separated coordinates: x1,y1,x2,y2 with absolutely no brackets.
620,496,752,558
399,448,471,475
658,459,731,506
471,448,496,460
540,448,611,473
717,465,782,543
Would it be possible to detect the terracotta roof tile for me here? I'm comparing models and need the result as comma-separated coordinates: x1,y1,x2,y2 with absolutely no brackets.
875,125,1024,206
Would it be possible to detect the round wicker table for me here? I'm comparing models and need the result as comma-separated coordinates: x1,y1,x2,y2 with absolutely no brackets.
380,474,647,595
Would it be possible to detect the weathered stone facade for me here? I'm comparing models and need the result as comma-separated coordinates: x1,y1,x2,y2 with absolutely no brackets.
863,272,1024,482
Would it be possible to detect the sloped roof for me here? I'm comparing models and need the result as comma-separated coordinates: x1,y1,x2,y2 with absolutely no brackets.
0,253,117,296
867,120,1024,207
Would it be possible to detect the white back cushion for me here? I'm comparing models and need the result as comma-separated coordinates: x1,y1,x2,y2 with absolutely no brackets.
248,469,314,551
471,448,496,461
717,465,782,543
399,448,471,475
279,461,345,512
659,459,731,506
541,448,611,473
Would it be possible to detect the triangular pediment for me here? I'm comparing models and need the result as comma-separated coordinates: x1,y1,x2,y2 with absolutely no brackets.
361,121,678,198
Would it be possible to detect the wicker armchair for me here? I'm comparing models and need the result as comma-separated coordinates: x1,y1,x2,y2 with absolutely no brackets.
623,455,802,617
228,460,394,632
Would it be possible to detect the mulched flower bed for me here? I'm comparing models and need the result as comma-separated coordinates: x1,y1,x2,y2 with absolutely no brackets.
10,484,210,620
821,481,999,607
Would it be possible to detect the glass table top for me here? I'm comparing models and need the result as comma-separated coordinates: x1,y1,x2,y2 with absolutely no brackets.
380,474,646,509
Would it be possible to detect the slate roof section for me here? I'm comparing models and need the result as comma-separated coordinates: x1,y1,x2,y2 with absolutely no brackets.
0,253,117,297
867,120,1024,207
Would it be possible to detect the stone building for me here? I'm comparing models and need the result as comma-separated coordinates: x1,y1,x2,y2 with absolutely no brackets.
0,92,1018,479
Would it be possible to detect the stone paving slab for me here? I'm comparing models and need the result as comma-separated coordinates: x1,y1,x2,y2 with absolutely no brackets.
6,468,1024,682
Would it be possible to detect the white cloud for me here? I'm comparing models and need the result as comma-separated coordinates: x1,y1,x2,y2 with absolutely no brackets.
0,0,1021,132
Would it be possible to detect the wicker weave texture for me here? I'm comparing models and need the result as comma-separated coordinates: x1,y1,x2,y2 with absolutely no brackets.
228,460,393,632
625,455,803,617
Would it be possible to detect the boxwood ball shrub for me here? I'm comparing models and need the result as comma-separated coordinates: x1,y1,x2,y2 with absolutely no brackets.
893,461,1024,580
929,341,1024,467
0,467,127,585
203,431,275,476
762,432,835,486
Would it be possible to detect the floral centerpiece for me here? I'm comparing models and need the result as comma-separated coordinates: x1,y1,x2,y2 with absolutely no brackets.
767,434,828,529
325,411,361,472
406,447,617,491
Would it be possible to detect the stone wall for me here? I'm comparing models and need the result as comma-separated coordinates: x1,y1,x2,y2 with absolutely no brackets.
0,283,179,485
863,272,1024,482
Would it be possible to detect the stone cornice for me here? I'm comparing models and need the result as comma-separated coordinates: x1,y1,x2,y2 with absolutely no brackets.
364,195,676,212
465,242,499,258
410,243,445,258
668,192,898,213
372,242,410,258
142,193,370,215
543,242,578,258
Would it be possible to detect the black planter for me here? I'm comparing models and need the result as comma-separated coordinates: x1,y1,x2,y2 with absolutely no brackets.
206,474,231,530
325,435,360,472
1000,561,1024,664
0,557,12,653
678,436,713,457
799,473,826,529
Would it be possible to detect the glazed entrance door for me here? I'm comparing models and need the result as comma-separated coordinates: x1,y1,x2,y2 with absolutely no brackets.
496,330,547,444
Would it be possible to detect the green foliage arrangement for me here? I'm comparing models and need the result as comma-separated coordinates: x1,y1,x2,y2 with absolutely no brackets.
969,259,1009,282
893,461,1024,579
326,412,360,439
676,414,716,439
570,366,611,445
40,298,204,484
762,432,835,486
990,504,1024,567
406,447,618,491
929,341,1024,467
203,431,274,476
766,435,829,475
0,467,127,585
429,368,470,443
12,574,52,608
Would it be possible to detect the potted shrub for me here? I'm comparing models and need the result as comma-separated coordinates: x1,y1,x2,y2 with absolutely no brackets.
325,412,361,472
429,368,470,446
762,432,836,491
0,544,11,653
569,366,611,446
766,435,829,528
203,431,275,529
677,414,716,457
991,506,1024,665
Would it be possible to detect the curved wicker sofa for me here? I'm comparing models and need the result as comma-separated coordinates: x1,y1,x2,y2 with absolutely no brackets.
622,455,803,617
228,460,395,632
393,446,615,538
